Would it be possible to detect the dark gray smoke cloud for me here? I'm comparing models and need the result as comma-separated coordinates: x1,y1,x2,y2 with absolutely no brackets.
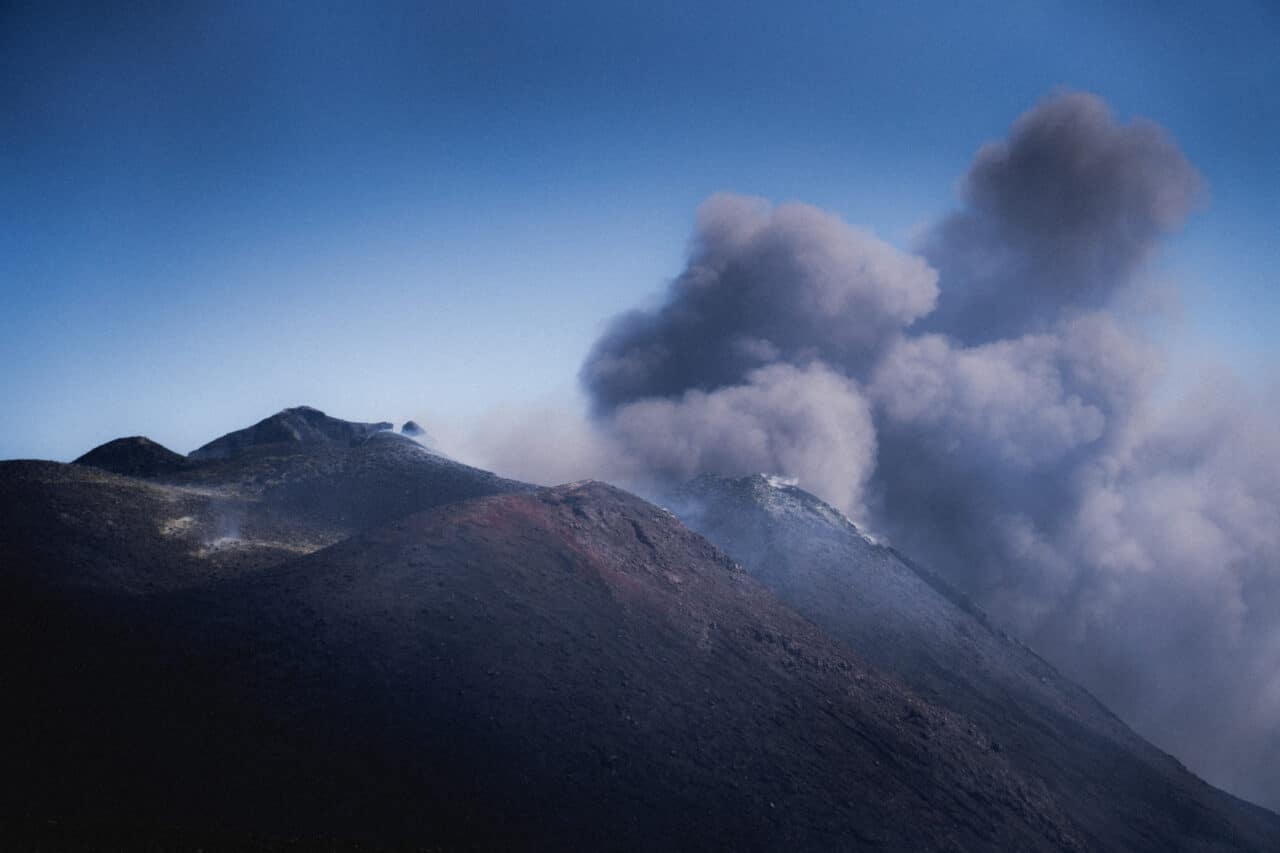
920,91,1201,343
577,91,1280,809
582,193,937,412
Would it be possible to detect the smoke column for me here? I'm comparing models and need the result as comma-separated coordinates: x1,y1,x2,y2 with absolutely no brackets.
574,92,1280,808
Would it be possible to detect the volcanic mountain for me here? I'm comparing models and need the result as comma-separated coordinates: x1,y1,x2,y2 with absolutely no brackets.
73,435,192,478
186,405,395,461
673,474,1280,850
2,408,1277,850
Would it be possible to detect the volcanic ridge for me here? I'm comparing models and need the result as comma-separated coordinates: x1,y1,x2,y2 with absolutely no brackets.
1,407,1277,851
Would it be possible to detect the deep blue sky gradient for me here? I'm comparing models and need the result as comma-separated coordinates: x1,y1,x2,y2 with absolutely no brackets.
3,1,1277,459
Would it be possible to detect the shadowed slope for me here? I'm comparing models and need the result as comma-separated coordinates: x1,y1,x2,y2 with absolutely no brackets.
6,483,1084,851
3,409,1277,850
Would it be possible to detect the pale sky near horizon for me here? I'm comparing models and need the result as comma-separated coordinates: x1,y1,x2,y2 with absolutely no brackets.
3,0,1277,460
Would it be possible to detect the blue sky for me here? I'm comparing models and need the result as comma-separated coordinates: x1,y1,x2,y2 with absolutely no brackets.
3,0,1277,460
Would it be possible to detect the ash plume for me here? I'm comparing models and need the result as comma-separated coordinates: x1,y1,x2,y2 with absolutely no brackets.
608,362,878,520
582,192,938,413
919,91,1202,343
567,91,1280,808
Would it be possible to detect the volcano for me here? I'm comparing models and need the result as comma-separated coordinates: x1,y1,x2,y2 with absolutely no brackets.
1,408,1276,850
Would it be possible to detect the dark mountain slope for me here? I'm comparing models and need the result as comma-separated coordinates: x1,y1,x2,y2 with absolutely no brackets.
674,473,1280,852
4,409,1277,850
0,460,264,593
6,483,1085,851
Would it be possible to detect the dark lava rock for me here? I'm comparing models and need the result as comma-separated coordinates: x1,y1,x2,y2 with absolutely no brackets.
400,419,425,436
73,435,190,478
3,482,1087,851
188,405,393,460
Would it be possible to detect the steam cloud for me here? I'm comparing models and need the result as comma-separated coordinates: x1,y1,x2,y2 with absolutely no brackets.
569,91,1280,808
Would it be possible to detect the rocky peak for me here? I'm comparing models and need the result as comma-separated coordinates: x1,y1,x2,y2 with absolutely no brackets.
73,436,191,478
678,472,871,541
188,406,393,461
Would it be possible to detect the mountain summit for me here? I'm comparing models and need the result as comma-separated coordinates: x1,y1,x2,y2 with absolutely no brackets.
188,405,394,460
73,435,191,477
